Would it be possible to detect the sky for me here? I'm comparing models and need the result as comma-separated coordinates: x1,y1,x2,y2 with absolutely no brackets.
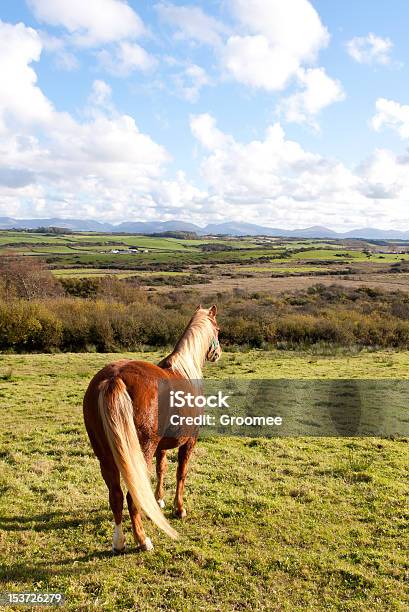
1,0,409,230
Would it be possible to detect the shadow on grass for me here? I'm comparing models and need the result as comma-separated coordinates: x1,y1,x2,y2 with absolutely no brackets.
0,509,146,584
0,509,106,532
1,544,144,584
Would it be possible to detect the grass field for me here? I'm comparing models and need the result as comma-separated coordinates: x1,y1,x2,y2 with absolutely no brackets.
2,231,409,296
1,350,408,610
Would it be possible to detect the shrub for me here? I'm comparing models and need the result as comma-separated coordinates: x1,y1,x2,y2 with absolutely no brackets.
0,301,62,351
1,282,409,352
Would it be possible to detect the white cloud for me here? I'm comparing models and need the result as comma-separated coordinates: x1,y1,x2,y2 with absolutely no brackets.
372,98,409,139
0,21,180,222
97,41,157,76
230,0,329,61
222,0,329,91
88,80,112,108
174,64,211,103
152,171,207,212
155,2,227,47
346,33,393,65
223,35,299,91
39,31,80,70
358,148,409,199
0,20,53,130
190,114,232,150
279,68,345,127
189,113,409,229
156,1,340,118
2,19,408,229
27,0,145,47
54,50,80,71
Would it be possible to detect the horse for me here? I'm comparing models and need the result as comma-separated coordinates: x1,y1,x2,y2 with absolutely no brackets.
83,304,221,553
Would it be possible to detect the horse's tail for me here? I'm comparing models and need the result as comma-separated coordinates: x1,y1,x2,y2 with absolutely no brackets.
98,377,178,539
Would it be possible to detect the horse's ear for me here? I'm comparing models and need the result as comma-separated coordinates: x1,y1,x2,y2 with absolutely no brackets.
196,304,202,311
209,304,217,317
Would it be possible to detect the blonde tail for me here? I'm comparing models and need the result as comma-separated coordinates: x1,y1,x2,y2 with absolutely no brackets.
98,377,178,539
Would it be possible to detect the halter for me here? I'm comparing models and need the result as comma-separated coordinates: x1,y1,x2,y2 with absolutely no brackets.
209,337,220,351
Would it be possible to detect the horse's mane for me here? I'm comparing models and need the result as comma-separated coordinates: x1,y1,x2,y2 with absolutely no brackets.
159,309,215,381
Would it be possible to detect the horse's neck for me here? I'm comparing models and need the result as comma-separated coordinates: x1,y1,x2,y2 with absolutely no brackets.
158,317,209,380
158,344,204,380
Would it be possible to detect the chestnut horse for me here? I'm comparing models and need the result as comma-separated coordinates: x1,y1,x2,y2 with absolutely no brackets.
83,305,221,553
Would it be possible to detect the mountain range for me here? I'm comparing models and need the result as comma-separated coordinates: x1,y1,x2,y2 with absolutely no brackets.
1,216,409,240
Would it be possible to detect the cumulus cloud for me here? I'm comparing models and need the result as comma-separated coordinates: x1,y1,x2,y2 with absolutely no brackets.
174,64,211,103
28,0,156,78
155,1,341,116
279,68,345,127
346,33,394,66
222,0,329,91
0,20,188,222
27,0,145,47
0,20,53,130
189,113,409,229
358,148,409,199
155,2,227,47
88,80,112,108
372,98,409,139
2,18,408,229
39,31,80,71
97,41,157,76
190,113,232,150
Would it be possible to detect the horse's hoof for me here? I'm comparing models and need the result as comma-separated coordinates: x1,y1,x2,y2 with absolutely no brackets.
112,544,126,555
157,499,165,509
140,537,154,552
173,508,187,519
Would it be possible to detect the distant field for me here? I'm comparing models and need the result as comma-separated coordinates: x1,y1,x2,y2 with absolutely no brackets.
0,350,408,610
53,269,188,279
290,249,409,262
238,265,331,274
2,231,409,295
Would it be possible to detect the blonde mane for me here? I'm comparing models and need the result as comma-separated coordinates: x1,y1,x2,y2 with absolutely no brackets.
162,309,216,381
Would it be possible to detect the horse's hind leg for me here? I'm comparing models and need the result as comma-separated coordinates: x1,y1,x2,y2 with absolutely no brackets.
126,492,153,552
100,461,125,554
174,438,196,519
155,449,167,508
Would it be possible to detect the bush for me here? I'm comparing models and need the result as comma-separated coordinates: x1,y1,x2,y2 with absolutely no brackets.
1,283,409,352
0,301,62,351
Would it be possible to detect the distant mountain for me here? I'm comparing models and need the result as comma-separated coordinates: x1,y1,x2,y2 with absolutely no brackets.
1,216,409,240
115,220,200,233
204,221,277,236
0,217,112,231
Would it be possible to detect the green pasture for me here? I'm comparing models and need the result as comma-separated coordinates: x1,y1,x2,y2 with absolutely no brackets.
38,249,289,269
0,350,408,610
290,248,409,263
3,232,407,275
0,231,261,253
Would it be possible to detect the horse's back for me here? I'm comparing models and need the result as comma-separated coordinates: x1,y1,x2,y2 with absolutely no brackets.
84,358,174,409
83,359,176,454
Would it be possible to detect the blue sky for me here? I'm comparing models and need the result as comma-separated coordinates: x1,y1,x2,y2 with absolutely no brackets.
1,0,409,229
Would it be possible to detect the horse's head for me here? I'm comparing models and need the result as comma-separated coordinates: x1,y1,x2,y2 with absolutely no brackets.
204,304,222,363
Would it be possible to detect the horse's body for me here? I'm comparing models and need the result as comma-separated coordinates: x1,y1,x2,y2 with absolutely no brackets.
83,305,221,552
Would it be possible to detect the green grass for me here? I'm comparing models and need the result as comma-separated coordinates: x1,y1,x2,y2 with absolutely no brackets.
290,249,409,263
0,350,408,610
0,232,261,254
4,231,408,274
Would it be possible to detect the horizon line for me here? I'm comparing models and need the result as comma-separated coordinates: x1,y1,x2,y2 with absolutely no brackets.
1,216,409,234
